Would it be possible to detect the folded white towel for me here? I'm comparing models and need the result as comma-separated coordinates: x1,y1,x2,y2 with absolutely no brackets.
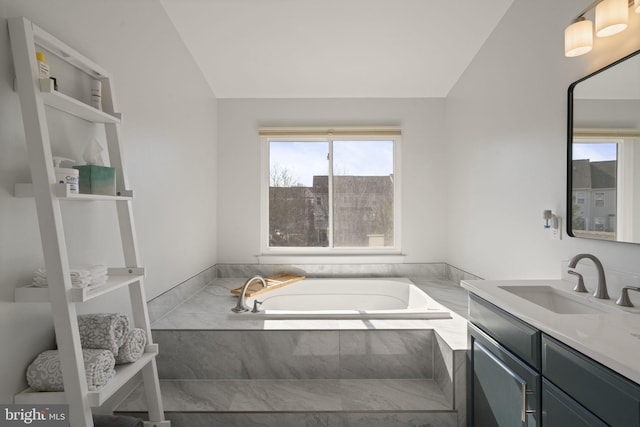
90,274,109,287
73,265,108,277
34,265,108,279
33,265,109,288
32,275,92,288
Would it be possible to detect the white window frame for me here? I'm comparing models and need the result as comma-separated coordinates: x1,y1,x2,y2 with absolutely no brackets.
259,127,402,262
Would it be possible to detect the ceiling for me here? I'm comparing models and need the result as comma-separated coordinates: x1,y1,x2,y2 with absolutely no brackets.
161,0,514,99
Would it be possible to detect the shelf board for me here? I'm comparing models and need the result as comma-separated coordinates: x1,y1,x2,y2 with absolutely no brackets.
40,86,121,124
14,267,145,303
14,183,133,201
14,346,158,406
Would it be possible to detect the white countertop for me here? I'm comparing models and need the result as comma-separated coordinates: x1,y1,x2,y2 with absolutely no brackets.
461,279,640,385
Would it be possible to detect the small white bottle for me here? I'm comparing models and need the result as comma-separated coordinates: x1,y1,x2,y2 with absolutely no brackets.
36,51,49,79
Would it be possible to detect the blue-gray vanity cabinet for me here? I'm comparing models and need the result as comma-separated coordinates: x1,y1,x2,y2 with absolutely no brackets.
542,378,607,427
468,293,640,427
542,334,640,427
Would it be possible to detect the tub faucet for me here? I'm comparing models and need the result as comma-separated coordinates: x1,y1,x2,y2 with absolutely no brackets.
232,276,267,313
567,254,609,299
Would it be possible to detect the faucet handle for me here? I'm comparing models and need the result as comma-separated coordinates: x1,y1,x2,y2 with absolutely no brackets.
252,300,263,313
568,270,588,293
616,287,640,307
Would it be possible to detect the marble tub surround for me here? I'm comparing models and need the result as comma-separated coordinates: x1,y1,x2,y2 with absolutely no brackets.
153,330,435,380
150,277,470,329
131,275,470,426
148,262,475,323
462,279,640,385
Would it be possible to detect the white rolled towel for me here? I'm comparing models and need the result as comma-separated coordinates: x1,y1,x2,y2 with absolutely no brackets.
115,328,147,364
77,313,129,355
26,349,115,391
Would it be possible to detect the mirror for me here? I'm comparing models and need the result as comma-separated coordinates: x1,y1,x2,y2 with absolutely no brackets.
568,49,640,244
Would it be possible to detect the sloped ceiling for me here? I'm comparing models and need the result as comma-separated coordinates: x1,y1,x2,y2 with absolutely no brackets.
161,0,514,98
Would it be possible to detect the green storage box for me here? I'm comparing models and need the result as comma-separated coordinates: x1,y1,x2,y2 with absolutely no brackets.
73,165,116,195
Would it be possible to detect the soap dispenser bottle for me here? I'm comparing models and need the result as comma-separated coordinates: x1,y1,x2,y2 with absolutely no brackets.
52,157,79,194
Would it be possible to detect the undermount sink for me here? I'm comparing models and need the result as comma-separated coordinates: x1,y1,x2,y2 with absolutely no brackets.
498,285,615,314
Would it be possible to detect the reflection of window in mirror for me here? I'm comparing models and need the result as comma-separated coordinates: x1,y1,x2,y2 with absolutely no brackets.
571,140,619,240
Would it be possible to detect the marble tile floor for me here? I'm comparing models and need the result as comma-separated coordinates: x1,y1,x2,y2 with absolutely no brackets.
118,379,450,413
119,410,457,427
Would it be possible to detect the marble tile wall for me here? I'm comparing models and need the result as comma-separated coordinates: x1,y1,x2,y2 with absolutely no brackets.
147,266,217,323
153,329,435,381
215,262,448,279
445,264,483,284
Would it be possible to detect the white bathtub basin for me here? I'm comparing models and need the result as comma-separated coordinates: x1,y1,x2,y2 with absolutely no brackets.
232,277,451,320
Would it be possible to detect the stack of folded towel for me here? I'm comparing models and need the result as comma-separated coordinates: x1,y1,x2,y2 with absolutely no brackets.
32,265,109,288
26,313,148,392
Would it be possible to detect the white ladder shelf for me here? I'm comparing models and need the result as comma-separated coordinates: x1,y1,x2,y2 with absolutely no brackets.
9,17,169,427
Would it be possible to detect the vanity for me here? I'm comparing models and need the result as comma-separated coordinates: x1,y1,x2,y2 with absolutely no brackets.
462,279,640,427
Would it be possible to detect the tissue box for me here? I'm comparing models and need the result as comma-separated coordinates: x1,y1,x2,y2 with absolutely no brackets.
73,165,116,195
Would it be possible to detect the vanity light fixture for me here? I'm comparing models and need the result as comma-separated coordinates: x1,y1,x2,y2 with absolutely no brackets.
565,0,635,57
596,0,628,37
565,18,594,57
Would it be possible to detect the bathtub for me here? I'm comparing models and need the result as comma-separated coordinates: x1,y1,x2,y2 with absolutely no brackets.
234,277,451,319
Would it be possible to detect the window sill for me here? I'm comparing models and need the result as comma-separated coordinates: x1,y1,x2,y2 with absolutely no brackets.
257,253,406,265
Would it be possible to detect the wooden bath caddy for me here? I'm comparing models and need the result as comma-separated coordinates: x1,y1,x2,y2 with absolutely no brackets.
230,274,306,297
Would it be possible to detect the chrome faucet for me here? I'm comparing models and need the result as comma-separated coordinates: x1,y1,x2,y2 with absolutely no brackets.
567,254,609,299
232,276,267,313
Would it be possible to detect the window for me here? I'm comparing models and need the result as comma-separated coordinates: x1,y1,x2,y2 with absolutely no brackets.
595,192,605,207
260,127,400,253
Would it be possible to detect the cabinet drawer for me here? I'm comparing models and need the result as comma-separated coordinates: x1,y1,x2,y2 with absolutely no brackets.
542,378,607,427
469,323,540,427
542,334,640,427
469,293,540,369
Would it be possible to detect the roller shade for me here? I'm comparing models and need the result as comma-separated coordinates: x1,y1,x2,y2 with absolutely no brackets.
259,126,401,138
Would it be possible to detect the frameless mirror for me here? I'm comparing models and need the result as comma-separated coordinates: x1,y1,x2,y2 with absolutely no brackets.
568,49,640,244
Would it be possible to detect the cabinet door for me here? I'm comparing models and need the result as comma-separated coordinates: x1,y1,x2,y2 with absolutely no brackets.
542,379,607,427
470,324,539,427
542,334,640,426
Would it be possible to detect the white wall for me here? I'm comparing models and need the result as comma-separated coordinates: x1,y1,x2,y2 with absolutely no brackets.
0,0,217,403
446,0,640,280
217,98,448,264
